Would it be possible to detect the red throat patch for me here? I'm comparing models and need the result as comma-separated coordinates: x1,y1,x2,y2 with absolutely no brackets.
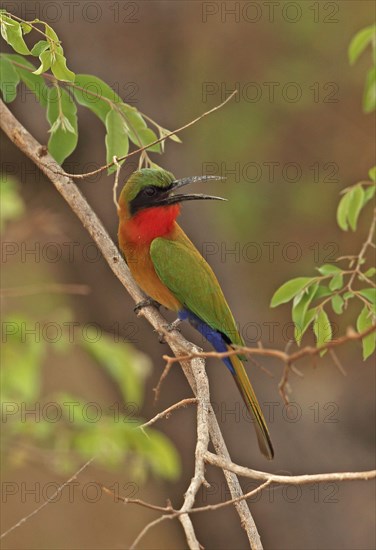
121,205,181,244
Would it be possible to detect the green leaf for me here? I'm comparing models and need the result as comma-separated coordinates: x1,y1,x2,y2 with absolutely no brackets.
44,22,60,46
364,267,376,277
72,75,160,156
46,86,78,164
356,306,376,360
292,282,318,345
105,108,130,175
329,273,344,291
270,277,315,308
331,294,344,315
314,285,333,300
33,49,52,75
20,22,32,35
317,264,342,275
51,52,75,82
30,40,49,57
337,185,366,231
343,291,355,300
3,54,49,107
158,126,182,148
120,104,161,153
0,16,30,55
363,67,376,114
362,184,376,207
313,309,332,355
73,74,121,123
168,132,182,143
369,166,376,182
301,308,316,339
348,185,365,231
336,189,352,231
0,55,20,102
348,24,376,65
132,127,161,153
358,288,376,307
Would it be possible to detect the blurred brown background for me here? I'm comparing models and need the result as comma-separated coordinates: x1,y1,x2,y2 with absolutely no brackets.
1,1,375,549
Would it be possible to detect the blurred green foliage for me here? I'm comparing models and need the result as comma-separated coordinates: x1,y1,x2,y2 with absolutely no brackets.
1,320,180,479
271,25,376,359
1,177,180,481
348,23,376,113
0,174,24,231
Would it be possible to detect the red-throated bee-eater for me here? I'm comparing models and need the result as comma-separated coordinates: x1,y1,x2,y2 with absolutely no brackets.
118,168,274,459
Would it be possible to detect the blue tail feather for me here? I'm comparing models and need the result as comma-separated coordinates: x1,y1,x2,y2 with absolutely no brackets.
179,308,234,372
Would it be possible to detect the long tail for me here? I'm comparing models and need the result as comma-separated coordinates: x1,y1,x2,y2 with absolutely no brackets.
228,348,274,460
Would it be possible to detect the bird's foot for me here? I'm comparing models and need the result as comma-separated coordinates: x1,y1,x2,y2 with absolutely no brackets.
134,298,160,314
158,318,182,343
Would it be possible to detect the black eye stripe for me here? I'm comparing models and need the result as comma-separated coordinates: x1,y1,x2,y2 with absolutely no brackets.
129,184,173,215
143,186,156,196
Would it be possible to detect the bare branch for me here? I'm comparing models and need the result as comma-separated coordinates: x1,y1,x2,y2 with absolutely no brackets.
139,398,197,430
205,452,376,484
130,515,170,550
0,457,95,540
177,357,210,549
162,324,376,371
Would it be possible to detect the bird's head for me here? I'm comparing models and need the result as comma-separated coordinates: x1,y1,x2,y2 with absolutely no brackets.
119,168,226,219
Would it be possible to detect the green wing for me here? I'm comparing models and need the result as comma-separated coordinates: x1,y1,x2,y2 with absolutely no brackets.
150,235,244,347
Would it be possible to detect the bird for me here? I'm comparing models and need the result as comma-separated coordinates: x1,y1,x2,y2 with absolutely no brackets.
117,168,274,459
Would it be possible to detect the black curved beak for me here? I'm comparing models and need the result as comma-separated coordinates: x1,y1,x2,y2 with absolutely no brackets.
159,175,227,206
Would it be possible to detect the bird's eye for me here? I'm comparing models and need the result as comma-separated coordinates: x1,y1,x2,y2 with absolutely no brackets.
144,186,156,197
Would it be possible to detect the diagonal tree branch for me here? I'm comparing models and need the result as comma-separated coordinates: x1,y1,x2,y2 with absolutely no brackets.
0,99,262,549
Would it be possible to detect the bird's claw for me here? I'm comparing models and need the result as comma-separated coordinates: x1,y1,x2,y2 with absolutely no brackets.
134,298,160,314
158,318,182,343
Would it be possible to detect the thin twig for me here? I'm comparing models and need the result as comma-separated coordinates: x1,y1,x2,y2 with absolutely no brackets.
130,515,170,550
0,283,90,297
329,349,347,376
348,208,376,291
0,457,95,540
140,398,197,430
153,360,175,403
162,324,376,370
112,155,121,211
58,90,238,179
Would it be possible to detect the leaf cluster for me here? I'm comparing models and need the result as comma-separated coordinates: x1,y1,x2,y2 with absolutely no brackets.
271,170,376,359
270,26,376,361
0,10,180,172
